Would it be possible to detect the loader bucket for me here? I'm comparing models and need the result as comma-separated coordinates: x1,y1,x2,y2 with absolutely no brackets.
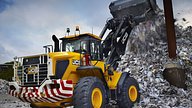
109,0,158,19
163,67,187,89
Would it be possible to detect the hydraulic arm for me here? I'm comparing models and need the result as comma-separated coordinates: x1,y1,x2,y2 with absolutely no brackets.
100,0,159,69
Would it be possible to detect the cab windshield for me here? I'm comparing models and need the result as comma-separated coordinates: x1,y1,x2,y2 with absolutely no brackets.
63,39,87,52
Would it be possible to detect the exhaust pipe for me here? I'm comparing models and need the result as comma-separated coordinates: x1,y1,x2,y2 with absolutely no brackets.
52,35,60,52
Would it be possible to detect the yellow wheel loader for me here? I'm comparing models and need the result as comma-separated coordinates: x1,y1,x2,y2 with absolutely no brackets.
8,0,159,107
9,33,140,108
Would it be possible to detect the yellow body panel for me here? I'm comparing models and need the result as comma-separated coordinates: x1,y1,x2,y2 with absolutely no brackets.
106,71,122,89
91,61,105,72
49,52,80,80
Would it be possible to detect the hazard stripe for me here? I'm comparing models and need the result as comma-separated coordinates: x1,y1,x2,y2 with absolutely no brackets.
57,88,73,97
27,92,34,102
64,80,73,88
60,80,72,91
49,80,64,100
56,80,73,97
33,86,49,103
48,86,63,101
25,87,31,102
19,87,26,102
48,80,63,101
50,87,63,101
44,85,59,102
33,87,45,103
19,87,25,101
53,80,72,98
26,87,34,102
18,87,25,102
52,81,64,99
23,87,30,102
66,80,72,84
53,80,66,98
32,87,40,102
33,87,44,102
31,87,41,103
9,79,73,103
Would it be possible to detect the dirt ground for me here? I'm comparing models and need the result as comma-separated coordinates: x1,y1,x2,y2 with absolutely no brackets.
0,94,30,108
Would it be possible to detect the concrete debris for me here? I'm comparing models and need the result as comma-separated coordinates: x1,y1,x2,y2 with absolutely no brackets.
117,14,192,108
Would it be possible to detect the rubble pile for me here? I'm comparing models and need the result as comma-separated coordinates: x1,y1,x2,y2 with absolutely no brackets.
177,26,192,89
0,79,8,94
117,14,192,107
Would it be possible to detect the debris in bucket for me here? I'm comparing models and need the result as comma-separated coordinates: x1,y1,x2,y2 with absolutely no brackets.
117,12,192,107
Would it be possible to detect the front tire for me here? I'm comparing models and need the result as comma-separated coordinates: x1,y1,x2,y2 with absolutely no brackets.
117,77,140,108
73,77,106,108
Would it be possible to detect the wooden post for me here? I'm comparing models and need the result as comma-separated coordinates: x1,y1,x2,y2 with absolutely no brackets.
163,0,177,59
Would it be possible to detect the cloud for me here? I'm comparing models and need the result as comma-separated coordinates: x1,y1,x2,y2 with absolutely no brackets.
0,0,111,63
0,0,15,13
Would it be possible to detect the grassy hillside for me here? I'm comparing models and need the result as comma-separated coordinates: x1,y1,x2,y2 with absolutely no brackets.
0,62,14,81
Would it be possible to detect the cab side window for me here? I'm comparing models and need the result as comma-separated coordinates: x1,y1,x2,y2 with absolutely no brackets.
90,41,101,60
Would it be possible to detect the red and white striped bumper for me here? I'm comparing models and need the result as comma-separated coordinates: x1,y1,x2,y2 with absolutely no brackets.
8,79,73,103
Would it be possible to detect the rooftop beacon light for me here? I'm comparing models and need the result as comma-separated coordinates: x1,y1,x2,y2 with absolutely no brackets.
75,26,80,35
66,28,70,36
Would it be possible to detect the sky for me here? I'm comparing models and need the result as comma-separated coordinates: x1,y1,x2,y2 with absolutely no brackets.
0,0,192,64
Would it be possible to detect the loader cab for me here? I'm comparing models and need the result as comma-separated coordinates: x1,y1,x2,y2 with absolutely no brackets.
60,33,103,61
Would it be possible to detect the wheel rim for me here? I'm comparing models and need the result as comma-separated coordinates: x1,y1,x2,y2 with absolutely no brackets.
128,85,138,102
91,88,102,108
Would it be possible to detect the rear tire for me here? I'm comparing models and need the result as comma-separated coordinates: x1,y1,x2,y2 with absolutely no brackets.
73,77,106,108
117,77,140,108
